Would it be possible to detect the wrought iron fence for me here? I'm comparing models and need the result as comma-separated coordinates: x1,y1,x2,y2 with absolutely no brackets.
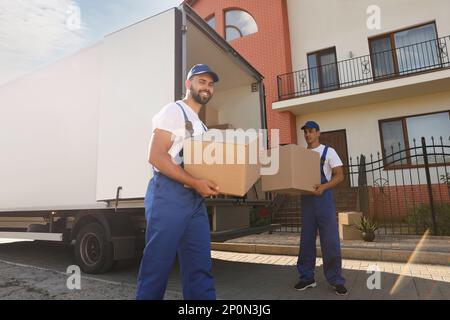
349,136,450,236
270,136,450,236
277,35,450,100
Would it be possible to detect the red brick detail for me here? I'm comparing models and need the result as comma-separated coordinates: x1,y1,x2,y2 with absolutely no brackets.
367,184,450,222
189,0,297,144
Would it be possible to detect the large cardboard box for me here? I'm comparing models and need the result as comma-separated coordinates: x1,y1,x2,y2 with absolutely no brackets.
208,123,234,130
199,105,219,126
261,145,320,194
183,129,261,197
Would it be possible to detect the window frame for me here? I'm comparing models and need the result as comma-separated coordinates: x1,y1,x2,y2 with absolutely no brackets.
368,21,440,81
306,46,340,93
205,14,216,30
223,8,258,42
378,110,450,169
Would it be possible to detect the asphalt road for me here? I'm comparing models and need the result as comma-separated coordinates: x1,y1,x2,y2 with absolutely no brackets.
0,240,449,300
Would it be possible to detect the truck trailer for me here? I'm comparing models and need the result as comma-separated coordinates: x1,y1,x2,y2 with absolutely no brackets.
0,4,270,274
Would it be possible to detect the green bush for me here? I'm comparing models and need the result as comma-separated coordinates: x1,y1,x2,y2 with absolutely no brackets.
406,202,450,236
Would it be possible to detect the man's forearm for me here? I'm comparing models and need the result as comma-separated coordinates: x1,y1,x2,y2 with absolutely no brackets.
323,174,344,190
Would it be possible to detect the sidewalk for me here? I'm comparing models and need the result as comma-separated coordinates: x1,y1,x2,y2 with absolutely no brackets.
0,240,449,299
209,251,450,299
211,232,450,266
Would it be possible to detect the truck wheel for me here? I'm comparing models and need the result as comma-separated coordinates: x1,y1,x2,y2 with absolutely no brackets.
74,223,114,274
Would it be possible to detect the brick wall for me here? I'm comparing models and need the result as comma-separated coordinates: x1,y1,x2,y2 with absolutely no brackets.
188,0,297,144
366,184,450,221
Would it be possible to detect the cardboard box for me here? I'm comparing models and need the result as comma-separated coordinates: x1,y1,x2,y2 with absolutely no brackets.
183,129,261,197
338,212,362,226
339,224,362,240
199,105,219,126
208,123,234,130
261,145,320,194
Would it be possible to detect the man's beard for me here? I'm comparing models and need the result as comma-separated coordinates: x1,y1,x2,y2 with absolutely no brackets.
191,86,212,105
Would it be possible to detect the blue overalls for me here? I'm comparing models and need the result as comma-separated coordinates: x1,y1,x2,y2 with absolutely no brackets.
136,103,216,300
297,146,345,286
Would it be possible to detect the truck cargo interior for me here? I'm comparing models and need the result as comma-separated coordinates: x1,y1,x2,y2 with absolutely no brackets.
186,19,263,131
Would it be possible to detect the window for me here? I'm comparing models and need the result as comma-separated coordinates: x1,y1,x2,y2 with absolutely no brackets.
380,111,450,166
380,120,408,165
370,36,395,80
206,15,216,30
369,22,440,80
224,9,258,41
307,47,340,94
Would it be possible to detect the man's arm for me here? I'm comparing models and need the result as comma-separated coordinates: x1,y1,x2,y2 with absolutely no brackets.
149,129,219,197
313,166,344,196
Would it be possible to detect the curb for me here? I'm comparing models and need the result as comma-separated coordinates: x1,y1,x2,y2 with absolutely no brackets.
211,242,450,266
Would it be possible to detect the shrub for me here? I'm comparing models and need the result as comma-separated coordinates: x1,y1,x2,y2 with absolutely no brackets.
354,216,379,233
406,202,450,236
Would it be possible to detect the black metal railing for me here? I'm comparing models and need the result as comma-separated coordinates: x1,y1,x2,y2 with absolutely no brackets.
270,136,450,236
277,35,450,100
348,136,450,236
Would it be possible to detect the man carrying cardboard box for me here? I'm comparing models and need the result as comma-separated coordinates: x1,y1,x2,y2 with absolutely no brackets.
136,64,220,300
294,121,348,296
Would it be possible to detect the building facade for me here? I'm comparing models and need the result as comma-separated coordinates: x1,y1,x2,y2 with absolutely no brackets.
187,0,298,145
188,0,450,234
188,0,449,163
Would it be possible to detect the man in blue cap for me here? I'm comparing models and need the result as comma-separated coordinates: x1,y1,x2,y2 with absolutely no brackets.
295,121,348,296
136,64,220,300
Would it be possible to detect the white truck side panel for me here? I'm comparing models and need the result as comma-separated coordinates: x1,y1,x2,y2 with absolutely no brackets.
0,45,103,210
95,9,177,201
0,7,263,211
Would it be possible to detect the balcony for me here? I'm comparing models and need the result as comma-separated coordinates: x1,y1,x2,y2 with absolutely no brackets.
274,35,450,115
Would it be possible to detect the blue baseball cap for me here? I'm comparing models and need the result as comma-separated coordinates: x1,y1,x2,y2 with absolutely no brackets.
187,64,219,82
301,121,320,131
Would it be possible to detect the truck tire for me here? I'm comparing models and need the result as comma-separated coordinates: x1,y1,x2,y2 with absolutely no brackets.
74,222,115,274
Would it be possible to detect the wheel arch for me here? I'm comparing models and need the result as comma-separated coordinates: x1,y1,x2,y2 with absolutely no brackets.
70,212,112,242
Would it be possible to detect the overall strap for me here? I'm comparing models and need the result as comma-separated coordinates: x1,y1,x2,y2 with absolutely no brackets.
175,102,207,161
175,102,208,131
320,145,329,181
176,102,189,122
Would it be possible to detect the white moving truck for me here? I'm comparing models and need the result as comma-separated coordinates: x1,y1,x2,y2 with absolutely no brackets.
0,4,269,274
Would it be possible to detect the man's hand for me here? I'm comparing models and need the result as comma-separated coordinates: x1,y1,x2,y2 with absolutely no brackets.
312,184,327,196
193,179,220,197
311,166,344,196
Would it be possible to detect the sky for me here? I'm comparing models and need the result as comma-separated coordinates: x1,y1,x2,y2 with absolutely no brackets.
0,0,183,85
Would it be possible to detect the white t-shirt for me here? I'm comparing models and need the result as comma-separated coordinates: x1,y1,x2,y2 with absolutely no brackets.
310,144,343,182
150,100,207,171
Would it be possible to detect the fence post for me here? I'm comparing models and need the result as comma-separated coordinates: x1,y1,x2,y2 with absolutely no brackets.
421,137,438,235
357,155,369,217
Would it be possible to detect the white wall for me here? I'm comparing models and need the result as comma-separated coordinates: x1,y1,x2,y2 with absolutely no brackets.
296,90,450,186
287,0,450,72
0,44,103,210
